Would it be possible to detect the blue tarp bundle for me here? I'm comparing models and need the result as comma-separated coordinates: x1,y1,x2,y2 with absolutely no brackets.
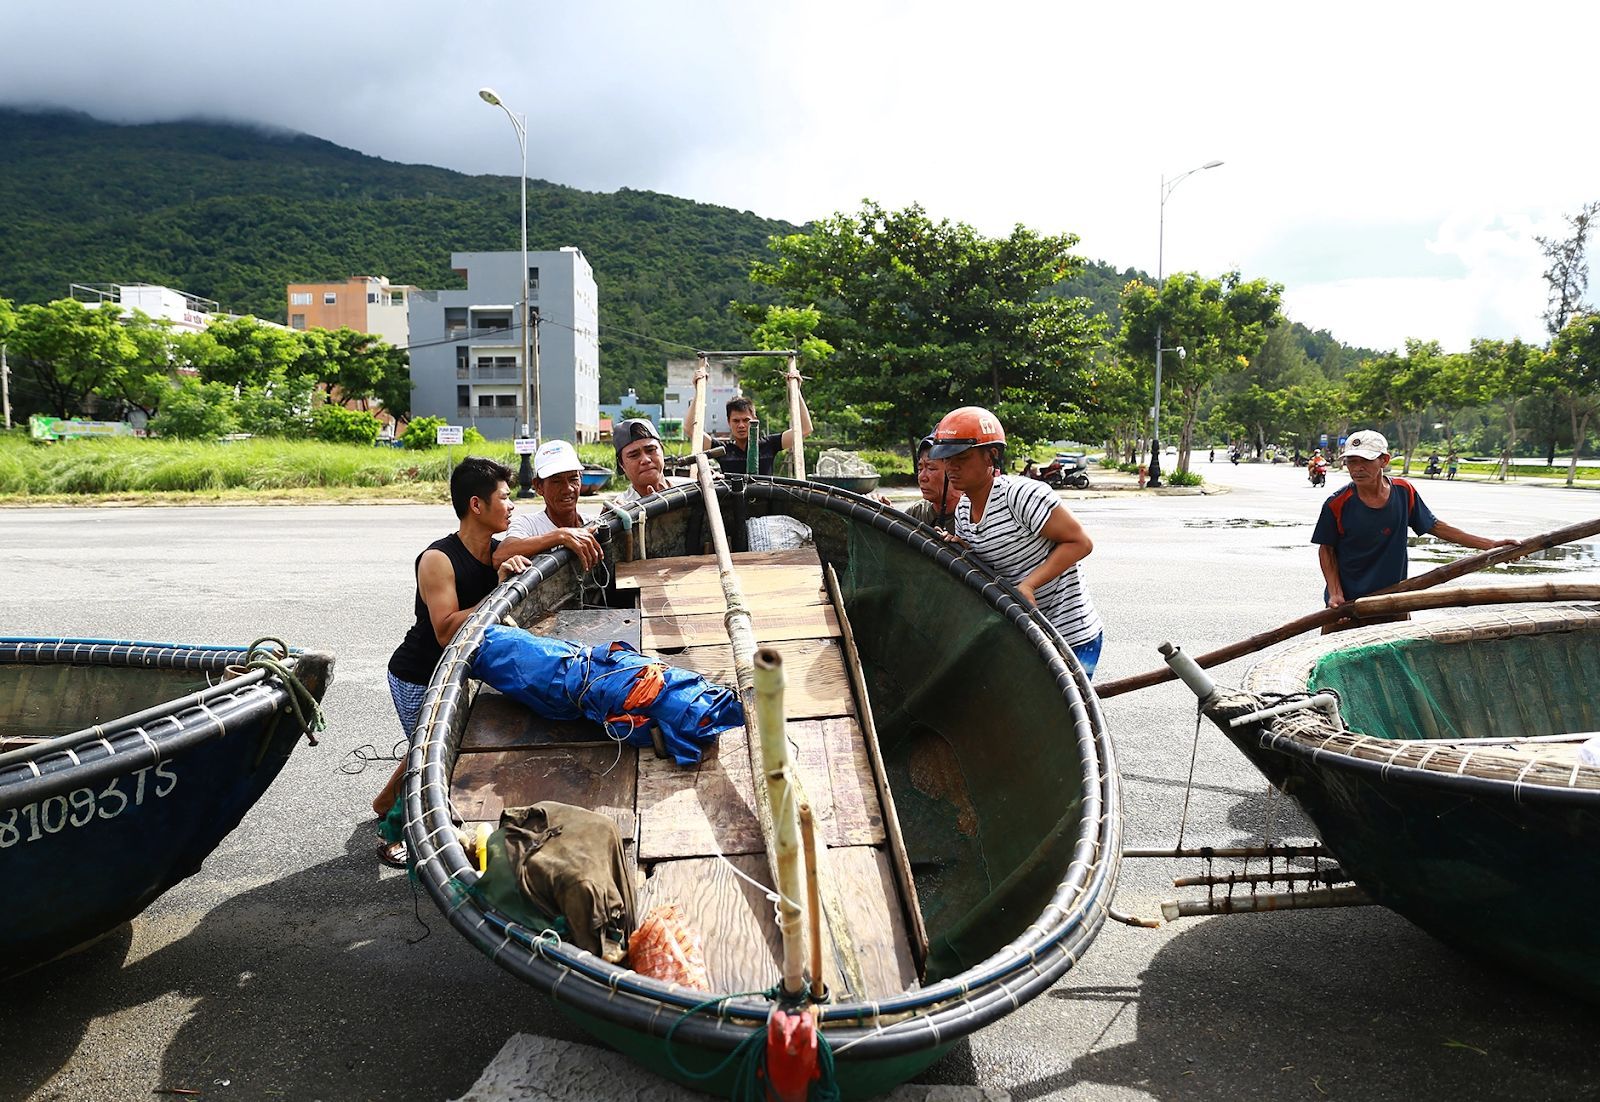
471,625,744,766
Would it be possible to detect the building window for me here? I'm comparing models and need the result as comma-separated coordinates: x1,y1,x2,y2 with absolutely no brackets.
445,308,468,336
290,292,312,306
527,267,539,291
291,314,307,330
323,292,337,305
495,394,517,408
368,293,379,304
457,386,470,407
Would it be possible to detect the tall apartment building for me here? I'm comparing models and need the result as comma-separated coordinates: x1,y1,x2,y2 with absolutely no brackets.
407,249,600,442
285,276,415,349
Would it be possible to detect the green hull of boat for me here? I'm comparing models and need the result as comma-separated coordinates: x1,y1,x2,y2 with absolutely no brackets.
1230,609,1600,1001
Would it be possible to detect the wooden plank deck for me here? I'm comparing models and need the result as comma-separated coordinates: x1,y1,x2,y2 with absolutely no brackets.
451,548,919,997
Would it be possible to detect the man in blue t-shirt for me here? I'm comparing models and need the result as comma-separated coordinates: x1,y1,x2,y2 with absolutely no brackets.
1311,429,1514,631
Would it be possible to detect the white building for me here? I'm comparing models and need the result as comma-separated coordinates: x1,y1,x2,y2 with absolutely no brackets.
71,282,280,333
663,358,741,434
408,249,600,442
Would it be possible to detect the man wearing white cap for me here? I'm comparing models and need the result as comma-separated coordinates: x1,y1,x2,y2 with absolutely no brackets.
1311,429,1514,627
493,439,602,570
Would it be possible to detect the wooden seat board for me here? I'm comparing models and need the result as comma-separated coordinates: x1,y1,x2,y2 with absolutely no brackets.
460,691,611,753
642,605,840,650
638,581,828,618
635,717,884,860
615,549,820,589
635,847,916,998
451,745,637,833
655,639,852,721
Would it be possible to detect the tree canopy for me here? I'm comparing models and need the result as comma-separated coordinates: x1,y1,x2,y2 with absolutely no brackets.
744,201,1105,446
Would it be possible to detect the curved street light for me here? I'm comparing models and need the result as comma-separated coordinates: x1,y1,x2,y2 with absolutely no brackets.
1147,159,1223,488
479,86,540,497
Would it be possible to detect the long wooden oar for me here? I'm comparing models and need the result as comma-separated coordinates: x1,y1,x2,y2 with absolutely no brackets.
1098,515,1600,699
684,358,863,997
785,352,808,482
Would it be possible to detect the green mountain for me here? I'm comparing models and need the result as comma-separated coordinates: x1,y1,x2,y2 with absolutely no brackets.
0,108,796,403
0,109,1378,408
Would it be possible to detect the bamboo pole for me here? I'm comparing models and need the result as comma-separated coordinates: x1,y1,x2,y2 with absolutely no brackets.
1098,516,1600,699
799,802,824,998
1125,843,1333,860
1160,884,1372,920
755,648,808,999
785,353,807,482
1171,868,1350,889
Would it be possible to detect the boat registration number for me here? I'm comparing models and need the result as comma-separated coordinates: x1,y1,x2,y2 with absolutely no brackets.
0,765,178,848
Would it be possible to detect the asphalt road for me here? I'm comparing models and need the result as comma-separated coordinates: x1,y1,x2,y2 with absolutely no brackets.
3,465,1598,1102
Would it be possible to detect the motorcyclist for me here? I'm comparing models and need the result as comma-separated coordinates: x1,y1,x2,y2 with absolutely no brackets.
1308,449,1329,487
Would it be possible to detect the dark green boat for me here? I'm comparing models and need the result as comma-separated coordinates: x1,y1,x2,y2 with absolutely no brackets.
403,478,1121,1098
1187,600,1600,1002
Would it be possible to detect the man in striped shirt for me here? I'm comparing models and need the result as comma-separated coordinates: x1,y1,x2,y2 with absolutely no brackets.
929,406,1105,677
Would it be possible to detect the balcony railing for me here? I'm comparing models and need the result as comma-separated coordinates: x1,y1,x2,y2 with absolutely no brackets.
458,406,525,421
456,365,522,381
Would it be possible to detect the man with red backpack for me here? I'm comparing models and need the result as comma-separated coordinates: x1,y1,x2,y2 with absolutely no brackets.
1312,429,1514,631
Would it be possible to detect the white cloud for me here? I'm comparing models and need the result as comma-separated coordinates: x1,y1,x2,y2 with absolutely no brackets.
1,0,1596,348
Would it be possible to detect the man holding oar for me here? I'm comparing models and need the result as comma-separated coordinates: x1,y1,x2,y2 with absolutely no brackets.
703,391,813,476
1313,429,1516,631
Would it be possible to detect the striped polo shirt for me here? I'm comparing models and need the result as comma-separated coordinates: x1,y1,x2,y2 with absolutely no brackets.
955,475,1103,647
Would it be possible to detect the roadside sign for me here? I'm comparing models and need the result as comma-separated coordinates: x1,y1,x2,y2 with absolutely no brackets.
1320,433,1328,446
1337,435,1348,447
513,436,539,455
436,425,464,446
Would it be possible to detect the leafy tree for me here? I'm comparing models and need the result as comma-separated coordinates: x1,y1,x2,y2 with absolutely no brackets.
1550,313,1600,486
237,369,316,437
1346,341,1439,474
370,344,414,424
734,304,834,428
310,403,382,445
190,316,305,389
1536,202,1598,339
149,377,239,439
747,201,1105,447
1279,381,1345,454
1118,272,1284,471
1470,337,1549,480
5,299,133,418
1216,384,1282,456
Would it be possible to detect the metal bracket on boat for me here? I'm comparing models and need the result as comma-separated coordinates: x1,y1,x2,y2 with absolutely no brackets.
1226,692,1341,729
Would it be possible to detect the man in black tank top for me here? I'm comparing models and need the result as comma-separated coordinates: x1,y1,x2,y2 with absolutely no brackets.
374,457,532,865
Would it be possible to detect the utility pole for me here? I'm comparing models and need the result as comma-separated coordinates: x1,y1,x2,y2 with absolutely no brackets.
1,344,10,430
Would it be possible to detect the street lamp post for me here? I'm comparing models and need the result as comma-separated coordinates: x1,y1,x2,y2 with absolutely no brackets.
479,86,539,498
1147,158,1223,489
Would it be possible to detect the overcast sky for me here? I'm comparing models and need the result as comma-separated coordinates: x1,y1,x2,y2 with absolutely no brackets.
3,1,1595,353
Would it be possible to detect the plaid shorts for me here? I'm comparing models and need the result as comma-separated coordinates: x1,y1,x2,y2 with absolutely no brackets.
387,670,429,738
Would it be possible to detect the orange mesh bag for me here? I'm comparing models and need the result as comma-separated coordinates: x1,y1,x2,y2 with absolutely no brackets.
628,903,711,991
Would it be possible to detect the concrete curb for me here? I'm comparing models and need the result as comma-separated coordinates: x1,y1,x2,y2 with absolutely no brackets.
453,1034,1010,1102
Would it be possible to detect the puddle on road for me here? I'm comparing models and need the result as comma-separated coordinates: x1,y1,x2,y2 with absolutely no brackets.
1407,536,1600,574
1183,518,1304,529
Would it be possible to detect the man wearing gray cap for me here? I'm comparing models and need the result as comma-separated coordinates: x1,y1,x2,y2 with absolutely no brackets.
1311,429,1514,628
613,418,689,505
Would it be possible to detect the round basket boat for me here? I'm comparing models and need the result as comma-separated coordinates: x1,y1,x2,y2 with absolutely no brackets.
1221,599,1600,1002
810,473,881,495
403,477,1121,1097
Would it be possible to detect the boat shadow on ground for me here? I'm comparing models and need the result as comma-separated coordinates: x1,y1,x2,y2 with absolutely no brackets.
994,787,1600,1101
1027,909,1600,1101
0,824,582,1102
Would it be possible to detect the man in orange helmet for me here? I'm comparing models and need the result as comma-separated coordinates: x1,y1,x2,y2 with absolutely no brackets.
929,406,1105,677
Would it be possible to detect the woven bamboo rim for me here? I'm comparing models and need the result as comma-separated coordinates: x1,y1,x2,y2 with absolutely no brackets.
1242,601,1600,793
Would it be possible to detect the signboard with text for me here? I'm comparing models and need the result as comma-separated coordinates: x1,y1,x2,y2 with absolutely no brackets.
436,425,464,446
513,437,539,455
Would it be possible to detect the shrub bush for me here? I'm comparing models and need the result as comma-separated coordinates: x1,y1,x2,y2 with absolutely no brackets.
401,416,445,450
310,405,382,446
1167,469,1204,487
149,378,239,439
